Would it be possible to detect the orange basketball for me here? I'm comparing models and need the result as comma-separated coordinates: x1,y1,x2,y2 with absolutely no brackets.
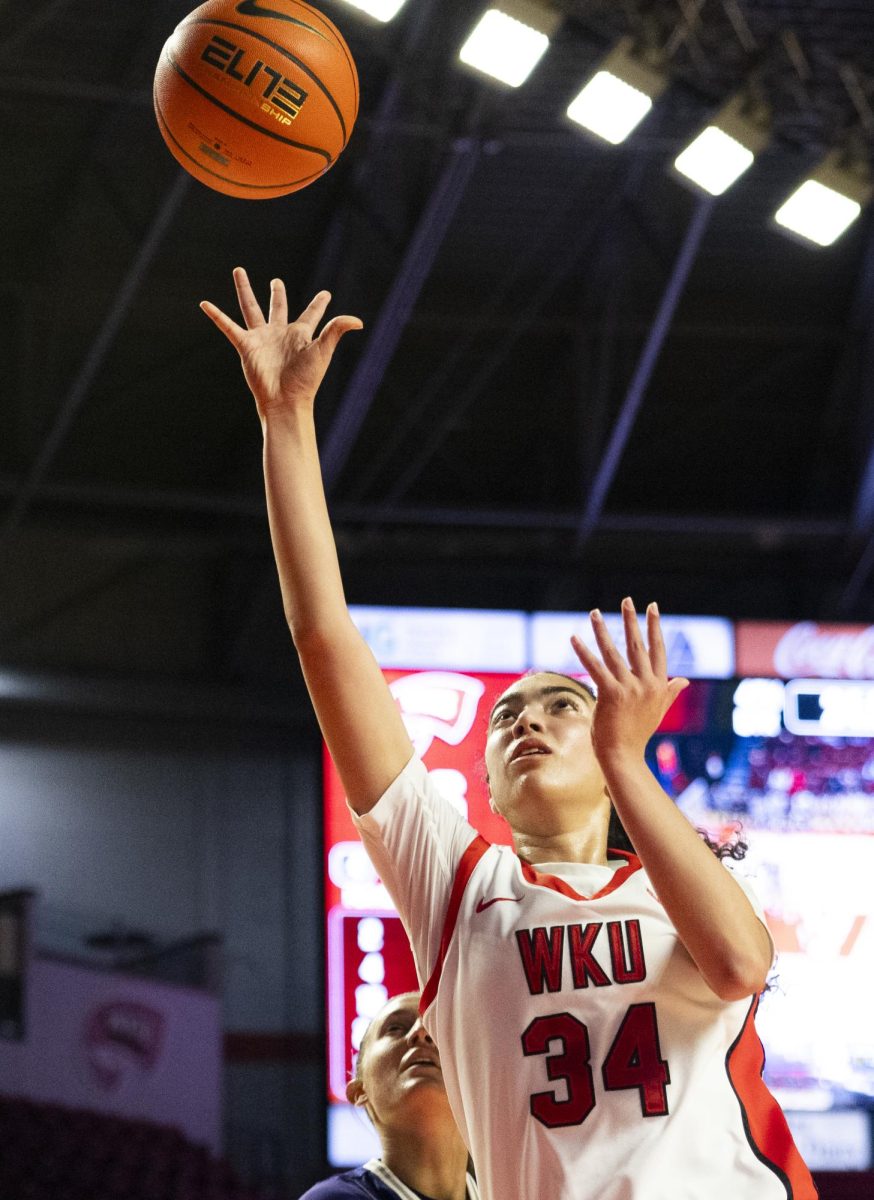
153,0,358,199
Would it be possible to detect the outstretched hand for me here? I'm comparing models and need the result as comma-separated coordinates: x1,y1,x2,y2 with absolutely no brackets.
570,598,689,765
200,267,363,418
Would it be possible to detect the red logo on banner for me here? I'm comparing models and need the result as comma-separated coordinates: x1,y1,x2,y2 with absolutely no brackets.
388,671,485,756
84,1001,164,1091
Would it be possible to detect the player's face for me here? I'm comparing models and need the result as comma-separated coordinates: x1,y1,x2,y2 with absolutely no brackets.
484,673,608,833
347,994,448,1131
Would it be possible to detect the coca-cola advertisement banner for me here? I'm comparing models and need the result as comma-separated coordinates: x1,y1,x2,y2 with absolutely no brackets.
736,621,874,680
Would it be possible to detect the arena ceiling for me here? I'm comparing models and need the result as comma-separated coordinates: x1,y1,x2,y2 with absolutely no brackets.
3,0,874,718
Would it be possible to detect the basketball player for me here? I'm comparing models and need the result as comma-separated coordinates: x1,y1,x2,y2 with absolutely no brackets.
201,271,818,1200
299,992,478,1200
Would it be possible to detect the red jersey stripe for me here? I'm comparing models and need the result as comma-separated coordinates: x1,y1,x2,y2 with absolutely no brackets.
420,834,490,1015
520,849,642,901
726,996,819,1199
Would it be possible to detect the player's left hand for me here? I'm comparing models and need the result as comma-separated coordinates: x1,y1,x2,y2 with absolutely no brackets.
570,598,689,764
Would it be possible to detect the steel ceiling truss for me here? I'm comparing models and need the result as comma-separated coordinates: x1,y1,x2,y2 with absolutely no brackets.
372,154,652,506
0,172,191,551
576,195,714,545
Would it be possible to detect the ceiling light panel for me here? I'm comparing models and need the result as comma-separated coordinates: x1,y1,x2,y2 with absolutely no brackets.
459,2,560,88
566,38,667,145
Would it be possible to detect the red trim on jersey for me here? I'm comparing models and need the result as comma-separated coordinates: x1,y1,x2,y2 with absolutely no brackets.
726,996,818,1199
420,834,490,1015
519,849,642,901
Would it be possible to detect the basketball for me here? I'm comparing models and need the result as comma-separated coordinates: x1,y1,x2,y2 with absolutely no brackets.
153,0,358,199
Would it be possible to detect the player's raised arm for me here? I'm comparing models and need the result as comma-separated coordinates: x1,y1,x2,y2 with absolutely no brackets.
571,599,773,1000
201,269,413,813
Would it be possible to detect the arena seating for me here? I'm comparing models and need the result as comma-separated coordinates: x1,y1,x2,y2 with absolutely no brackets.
709,734,874,831
0,1094,262,1200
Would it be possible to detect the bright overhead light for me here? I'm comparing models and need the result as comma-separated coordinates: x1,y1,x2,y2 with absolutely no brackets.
775,182,861,247
674,127,754,195
774,149,872,247
337,0,408,21
568,73,652,144
567,38,667,145
673,93,769,196
459,2,560,88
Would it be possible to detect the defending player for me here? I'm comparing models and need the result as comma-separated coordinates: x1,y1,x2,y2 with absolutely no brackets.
299,992,478,1200
201,271,818,1200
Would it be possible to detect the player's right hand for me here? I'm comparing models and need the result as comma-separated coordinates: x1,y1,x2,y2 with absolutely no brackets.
200,268,362,419
570,597,688,766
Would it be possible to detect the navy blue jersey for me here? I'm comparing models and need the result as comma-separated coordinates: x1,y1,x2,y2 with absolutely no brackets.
299,1166,410,1200
299,1164,478,1200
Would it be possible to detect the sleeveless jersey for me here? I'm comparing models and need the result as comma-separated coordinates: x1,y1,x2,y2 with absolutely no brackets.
353,755,817,1200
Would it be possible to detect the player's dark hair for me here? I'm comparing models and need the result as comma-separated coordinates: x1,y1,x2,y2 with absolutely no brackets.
607,804,748,861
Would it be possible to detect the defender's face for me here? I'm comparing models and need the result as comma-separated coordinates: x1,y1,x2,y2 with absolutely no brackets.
484,673,607,831
347,994,446,1129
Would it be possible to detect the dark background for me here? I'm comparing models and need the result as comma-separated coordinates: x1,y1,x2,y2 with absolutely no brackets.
3,0,874,703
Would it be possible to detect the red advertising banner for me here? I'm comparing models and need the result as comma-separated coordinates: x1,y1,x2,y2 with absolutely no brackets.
736,621,874,680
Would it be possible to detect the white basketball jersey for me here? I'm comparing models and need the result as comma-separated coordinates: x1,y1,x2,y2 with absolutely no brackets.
353,756,817,1200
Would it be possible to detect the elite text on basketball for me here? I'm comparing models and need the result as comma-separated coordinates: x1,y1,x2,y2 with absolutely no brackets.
201,35,308,123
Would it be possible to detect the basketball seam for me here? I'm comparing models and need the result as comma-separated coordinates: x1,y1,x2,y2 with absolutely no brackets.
289,0,359,115
164,48,334,163
182,0,355,86
228,1,331,43
244,0,359,94
155,92,329,192
188,17,351,146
